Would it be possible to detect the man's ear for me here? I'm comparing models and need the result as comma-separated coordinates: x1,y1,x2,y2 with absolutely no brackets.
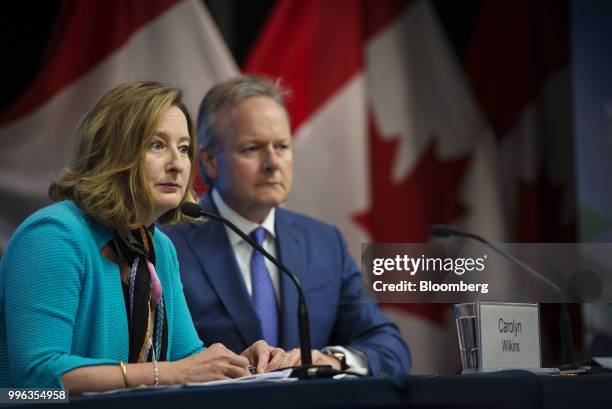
199,148,217,180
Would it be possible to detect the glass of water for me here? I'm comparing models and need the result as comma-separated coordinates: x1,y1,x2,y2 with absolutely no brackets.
455,303,479,372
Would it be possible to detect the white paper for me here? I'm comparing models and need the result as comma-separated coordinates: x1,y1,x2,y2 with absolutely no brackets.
83,369,296,396
186,368,296,387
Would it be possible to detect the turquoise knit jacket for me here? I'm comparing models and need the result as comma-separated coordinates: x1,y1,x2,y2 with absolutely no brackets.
0,200,203,387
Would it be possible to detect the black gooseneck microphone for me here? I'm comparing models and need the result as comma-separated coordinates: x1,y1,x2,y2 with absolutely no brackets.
430,224,574,366
181,202,337,378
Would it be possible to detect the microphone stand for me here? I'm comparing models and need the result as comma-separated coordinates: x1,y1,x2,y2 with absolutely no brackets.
182,203,338,379
431,224,574,367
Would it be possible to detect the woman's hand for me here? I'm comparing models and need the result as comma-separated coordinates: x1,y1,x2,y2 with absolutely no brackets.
167,343,250,383
240,340,294,373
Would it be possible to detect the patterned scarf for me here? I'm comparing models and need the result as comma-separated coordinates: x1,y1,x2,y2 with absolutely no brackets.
112,226,168,363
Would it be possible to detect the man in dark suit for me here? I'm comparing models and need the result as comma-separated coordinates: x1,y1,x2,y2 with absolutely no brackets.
163,75,410,375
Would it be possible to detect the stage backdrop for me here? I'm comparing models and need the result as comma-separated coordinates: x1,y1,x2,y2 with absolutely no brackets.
0,0,238,251
241,0,574,373
571,0,612,356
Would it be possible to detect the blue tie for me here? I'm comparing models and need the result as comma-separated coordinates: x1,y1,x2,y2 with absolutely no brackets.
249,227,279,347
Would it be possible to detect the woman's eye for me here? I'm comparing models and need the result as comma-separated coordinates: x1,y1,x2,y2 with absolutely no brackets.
179,145,190,154
150,141,164,150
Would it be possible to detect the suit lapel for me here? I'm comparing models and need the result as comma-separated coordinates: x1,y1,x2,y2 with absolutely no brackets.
185,196,262,348
275,209,307,349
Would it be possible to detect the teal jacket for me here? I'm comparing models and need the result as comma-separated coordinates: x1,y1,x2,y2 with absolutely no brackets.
0,200,203,387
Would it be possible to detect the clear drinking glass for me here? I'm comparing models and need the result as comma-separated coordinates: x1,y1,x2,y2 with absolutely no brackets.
455,303,479,372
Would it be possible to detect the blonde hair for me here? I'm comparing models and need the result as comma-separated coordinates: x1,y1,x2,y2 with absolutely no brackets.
49,81,197,232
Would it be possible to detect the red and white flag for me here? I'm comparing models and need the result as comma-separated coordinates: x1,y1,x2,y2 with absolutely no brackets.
244,0,507,373
245,0,572,372
464,1,575,361
464,1,574,243
0,0,238,250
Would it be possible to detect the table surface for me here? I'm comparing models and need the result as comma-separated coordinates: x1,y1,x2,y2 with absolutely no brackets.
16,371,612,409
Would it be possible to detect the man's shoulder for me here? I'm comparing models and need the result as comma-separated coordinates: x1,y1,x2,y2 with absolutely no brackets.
276,207,338,235
159,218,201,239
161,207,341,242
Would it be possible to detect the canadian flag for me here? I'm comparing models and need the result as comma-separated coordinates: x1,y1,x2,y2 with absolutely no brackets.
464,0,575,363
0,0,238,251
464,0,574,244
245,0,572,373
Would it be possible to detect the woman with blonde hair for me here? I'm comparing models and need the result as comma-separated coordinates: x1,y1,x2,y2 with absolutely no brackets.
0,81,287,393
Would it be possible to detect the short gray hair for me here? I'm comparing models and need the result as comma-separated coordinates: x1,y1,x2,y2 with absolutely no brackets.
198,75,290,149
197,75,290,185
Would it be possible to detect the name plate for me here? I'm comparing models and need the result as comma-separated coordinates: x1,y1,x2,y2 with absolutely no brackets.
478,302,541,370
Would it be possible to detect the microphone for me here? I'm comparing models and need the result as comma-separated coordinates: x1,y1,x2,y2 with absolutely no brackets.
430,224,459,238
430,224,574,366
430,225,563,294
181,202,335,378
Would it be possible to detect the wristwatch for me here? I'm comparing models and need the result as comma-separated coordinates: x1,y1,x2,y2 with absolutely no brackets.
325,350,348,370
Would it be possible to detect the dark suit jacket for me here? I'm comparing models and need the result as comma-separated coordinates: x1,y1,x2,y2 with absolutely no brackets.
162,196,411,376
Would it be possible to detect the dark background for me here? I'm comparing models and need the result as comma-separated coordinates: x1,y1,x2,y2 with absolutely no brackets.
0,0,483,114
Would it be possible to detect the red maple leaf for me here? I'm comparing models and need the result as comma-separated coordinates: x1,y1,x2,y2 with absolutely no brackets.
354,111,472,242
354,111,474,324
